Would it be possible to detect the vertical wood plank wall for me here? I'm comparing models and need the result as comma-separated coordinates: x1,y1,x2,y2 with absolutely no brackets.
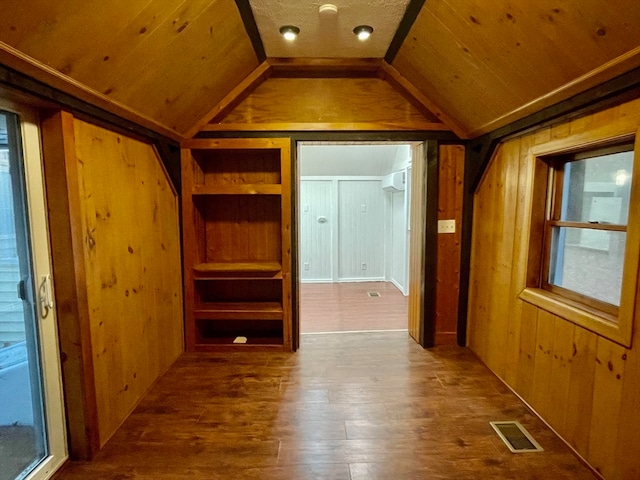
408,143,427,343
43,113,183,453
467,97,640,479
435,145,464,344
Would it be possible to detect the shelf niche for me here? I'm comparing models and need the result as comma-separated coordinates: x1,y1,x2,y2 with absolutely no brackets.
181,138,292,351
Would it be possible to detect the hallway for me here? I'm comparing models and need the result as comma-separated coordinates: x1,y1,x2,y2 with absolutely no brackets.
55,332,595,479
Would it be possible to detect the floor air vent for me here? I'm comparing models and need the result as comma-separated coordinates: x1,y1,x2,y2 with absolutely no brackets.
367,291,381,297
490,421,544,453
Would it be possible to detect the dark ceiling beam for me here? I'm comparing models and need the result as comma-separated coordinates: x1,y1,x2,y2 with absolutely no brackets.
385,0,426,64
234,0,267,63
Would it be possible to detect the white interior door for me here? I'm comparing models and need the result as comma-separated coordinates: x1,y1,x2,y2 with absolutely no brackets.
0,102,67,480
299,180,333,281
337,180,385,281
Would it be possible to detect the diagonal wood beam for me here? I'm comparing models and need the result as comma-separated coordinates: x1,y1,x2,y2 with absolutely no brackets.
380,62,469,139
184,60,272,139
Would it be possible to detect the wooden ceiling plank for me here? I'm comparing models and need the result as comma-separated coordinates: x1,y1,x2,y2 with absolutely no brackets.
393,9,507,131
100,0,229,102
69,0,206,92
385,0,426,63
437,0,584,90
185,61,272,138
0,0,68,47
417,9,524,112
394,0,640,136
200,122,451,132
0,41,182,141
427,0,544,99
380,62,468,139
469,46,640,138
117,0,259,133
8,0,150,81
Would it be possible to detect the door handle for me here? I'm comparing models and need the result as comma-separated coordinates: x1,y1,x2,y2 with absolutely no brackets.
38,274,54,319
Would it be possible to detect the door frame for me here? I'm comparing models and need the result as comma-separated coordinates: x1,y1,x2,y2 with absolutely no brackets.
290,133,446,350
0,99,68,479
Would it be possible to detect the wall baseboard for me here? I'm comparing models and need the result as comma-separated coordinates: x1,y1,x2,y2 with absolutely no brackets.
390,277,408,296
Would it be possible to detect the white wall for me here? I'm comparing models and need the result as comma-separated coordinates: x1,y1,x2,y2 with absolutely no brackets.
386,145,411,295
299,144,412,289
338,179,385,281
299,180,333,281
299,177,385,282
390,189,408,294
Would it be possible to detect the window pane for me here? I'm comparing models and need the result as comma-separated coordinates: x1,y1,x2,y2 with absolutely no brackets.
562,150,633,224
549,227,626,306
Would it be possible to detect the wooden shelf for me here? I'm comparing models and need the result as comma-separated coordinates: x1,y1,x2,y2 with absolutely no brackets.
192,184,281,195
194,302,283,320
193,262,282,278
181,138,292,352
192,341,286,352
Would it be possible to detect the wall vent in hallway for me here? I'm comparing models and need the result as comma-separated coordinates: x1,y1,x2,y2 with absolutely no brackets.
367,291,381,297
490,421,544,453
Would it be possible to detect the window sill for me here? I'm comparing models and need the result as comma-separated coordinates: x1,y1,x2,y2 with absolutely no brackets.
519,288,632,348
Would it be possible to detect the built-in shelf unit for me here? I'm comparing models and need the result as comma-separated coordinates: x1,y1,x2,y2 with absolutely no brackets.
181,138,292,351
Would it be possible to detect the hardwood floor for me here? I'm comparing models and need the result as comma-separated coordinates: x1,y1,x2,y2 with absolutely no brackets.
300,282,408,333
54,332,596,479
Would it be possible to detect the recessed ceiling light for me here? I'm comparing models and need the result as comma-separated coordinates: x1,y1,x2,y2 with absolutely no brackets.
279,25,300,41
353,25,373,41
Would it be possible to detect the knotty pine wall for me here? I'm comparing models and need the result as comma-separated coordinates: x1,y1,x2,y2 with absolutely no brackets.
42,112,183,455
467,97,640,479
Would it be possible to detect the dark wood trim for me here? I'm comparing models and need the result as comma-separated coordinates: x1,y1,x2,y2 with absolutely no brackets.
234,0,266,63
456,143,480,346
196,130,459,142
0,63,181,191
385,0,426,64
290,137,299,351
422,140,438,348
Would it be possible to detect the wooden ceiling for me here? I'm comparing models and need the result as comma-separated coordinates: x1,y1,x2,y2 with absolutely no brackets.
0,1,638,140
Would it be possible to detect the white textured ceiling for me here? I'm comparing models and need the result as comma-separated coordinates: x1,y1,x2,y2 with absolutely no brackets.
299,144,411,176
249,0,410,58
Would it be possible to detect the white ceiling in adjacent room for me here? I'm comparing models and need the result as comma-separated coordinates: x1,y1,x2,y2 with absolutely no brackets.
300,144,411,177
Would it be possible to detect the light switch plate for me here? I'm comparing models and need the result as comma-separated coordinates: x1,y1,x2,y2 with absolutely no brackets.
438,219,456,234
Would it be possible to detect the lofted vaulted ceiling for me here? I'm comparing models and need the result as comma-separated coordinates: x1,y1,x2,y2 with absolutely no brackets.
0,1,638,140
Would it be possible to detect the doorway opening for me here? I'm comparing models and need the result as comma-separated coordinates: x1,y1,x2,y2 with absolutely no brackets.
297,141,424,337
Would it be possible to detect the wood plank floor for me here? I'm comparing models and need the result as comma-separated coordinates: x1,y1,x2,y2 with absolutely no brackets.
54,332,596,479
301,282,408,333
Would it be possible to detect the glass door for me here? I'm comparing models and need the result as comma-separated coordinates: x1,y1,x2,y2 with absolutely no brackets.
0,105,66,480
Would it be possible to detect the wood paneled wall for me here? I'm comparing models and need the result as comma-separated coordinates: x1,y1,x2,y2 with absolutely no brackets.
435,145,464,344
213,77,443,131
42,112,183,456
467,97,640,479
